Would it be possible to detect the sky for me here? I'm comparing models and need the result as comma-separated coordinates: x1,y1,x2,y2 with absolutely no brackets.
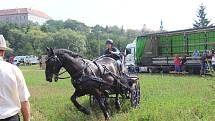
0,0,215,31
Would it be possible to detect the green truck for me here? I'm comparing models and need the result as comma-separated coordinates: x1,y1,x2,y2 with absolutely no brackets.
135,26,215,73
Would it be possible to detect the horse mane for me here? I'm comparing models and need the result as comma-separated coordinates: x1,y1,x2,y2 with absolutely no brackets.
54,49,82,58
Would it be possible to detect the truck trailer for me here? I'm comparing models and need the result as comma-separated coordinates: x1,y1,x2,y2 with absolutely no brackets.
134,26,215,74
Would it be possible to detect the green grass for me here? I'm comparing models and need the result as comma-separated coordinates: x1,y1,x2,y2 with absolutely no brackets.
20,65,215,121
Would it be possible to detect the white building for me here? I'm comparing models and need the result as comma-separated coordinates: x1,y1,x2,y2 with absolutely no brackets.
0,8,51,25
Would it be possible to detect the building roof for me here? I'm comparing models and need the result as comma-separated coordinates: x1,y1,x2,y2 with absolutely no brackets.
0,8,51,19
139,26,215,37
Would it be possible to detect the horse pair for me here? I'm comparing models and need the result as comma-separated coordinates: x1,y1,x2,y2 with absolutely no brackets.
45,48,131,120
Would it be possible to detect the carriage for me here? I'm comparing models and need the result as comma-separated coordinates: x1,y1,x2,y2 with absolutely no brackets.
45,48,141,120
89,71,141,108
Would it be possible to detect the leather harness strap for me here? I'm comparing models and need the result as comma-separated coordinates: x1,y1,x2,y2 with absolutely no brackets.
93,61,103,77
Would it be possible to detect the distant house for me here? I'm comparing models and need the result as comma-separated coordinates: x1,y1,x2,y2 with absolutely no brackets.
0,8,51,25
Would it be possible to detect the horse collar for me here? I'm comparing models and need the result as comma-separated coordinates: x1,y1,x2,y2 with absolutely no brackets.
72,59,88,80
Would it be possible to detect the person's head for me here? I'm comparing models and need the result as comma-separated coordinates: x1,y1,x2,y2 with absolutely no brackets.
203,50,207,55
0,35,12,58
105,39,113,49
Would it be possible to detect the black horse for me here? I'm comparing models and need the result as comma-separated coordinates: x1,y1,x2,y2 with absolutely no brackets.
45,48,132,120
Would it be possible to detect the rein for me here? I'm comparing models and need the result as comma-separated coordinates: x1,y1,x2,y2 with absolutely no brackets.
56,70,71,79
49,55,88,80
46,55,72,80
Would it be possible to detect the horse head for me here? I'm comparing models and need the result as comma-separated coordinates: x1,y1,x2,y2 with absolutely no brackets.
45,47,63,82
45,48,85,82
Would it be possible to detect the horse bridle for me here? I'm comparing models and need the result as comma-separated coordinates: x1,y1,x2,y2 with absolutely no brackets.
46,55,87,81
46,55,71,81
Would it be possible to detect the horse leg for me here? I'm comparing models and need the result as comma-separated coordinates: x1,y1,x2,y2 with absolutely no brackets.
70,89,91,115
94,91,110,120
115,93,121,111
104,98,110,113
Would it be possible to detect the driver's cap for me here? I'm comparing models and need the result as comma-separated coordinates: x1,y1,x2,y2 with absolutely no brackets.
106,39,113,45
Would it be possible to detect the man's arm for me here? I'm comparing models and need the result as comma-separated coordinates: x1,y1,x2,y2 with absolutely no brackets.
111,47,120,55
14,66,31,121
21,101,30,121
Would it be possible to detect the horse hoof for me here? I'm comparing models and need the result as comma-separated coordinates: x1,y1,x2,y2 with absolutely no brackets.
105,113,110,121
105,118,110,121
83,109,91,115
79,107,91,115
115,101,121,111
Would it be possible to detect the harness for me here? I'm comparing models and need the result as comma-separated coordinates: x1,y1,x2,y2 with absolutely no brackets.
46,55,87,80
47,55,131,92
57,60,88,80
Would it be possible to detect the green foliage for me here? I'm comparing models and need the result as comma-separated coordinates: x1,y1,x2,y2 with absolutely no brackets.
41,20,64,32
51,29,87,55
25,28,49,55
64,19,90,33
7,28,29,55
0,19,140,58
193,4,213,28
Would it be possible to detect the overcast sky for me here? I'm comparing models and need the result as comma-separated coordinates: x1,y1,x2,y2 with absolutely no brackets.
0,0,214,31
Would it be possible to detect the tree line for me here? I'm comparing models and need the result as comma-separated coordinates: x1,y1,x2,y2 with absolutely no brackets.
0,20,141,59
1,4,212,59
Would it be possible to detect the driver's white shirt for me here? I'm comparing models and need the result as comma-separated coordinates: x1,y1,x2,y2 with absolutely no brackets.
0,57,30,119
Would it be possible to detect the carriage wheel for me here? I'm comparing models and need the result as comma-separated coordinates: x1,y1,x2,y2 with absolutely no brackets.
130,79,140,107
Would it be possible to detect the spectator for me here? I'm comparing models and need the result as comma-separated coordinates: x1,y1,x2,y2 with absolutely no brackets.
212,54,215,71
9,53,15,64
39,56,42,69
0,35,30,121
212,48,215,55
174,55,182,73
212,43,215,54
193,49,200,59
200,52,207,75
181,55,187,72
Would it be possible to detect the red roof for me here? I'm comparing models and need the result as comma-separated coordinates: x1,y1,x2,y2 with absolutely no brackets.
0,8,51,19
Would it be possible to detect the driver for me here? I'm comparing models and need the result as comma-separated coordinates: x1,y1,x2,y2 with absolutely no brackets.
104,39,123,74
104,39,120,59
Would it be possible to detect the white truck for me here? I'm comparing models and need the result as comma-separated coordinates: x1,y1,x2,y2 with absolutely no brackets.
125,41,148,73
13,56,26,65
13,55,39,65
25,55,39,65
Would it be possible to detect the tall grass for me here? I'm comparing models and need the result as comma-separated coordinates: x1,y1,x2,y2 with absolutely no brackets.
20,65,215,121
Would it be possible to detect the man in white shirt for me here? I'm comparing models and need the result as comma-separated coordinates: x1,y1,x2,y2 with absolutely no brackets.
0,35,30,121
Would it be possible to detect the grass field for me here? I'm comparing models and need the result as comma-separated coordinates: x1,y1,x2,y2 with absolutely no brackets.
20,65,215,121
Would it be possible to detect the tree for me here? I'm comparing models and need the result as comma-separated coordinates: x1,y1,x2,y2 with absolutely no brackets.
7,29,33,55
51,29,87,55
0,20,141,58
25,28,49,55
41,20,64,32
193,4,213,28
91,25,105,33
64,19,90,33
